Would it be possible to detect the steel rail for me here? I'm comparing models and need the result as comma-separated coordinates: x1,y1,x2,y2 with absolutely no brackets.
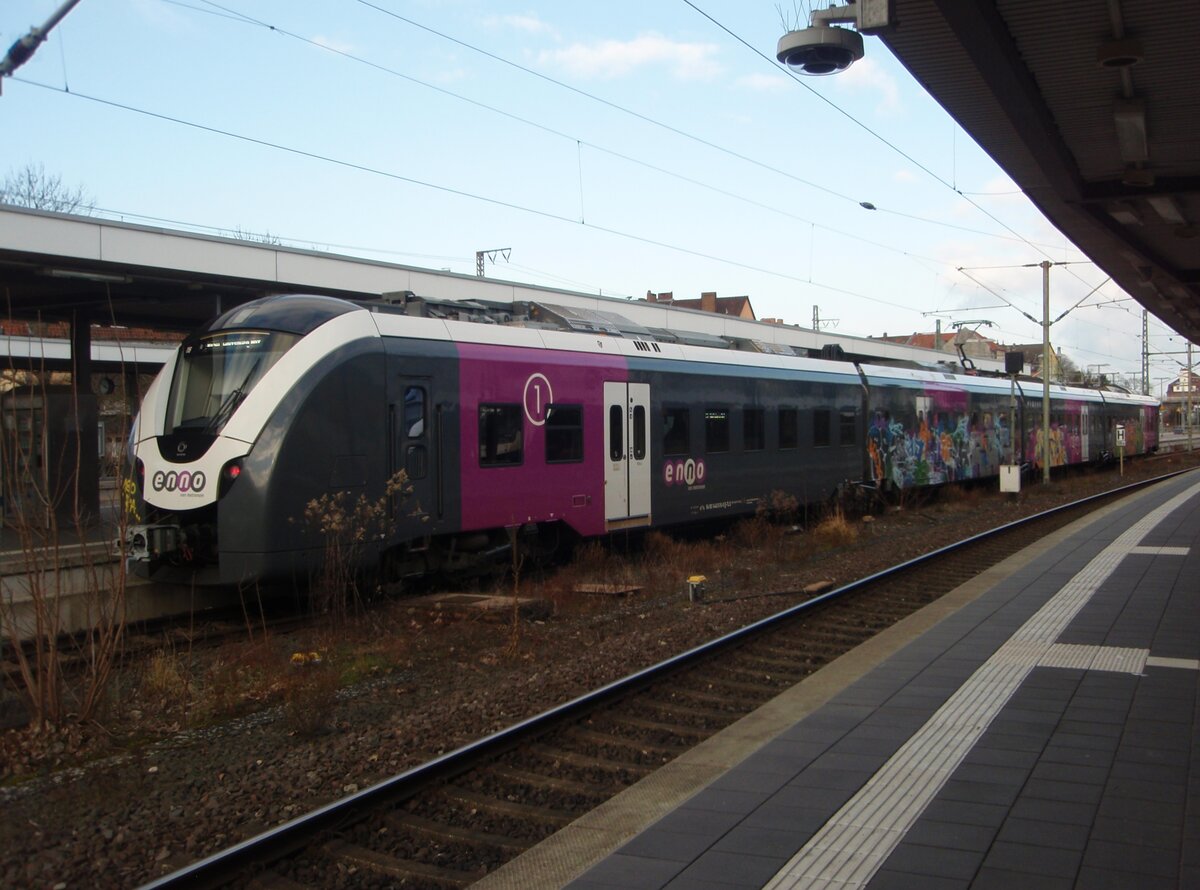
140,467,1193,890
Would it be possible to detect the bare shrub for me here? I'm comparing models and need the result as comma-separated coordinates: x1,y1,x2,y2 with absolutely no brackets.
0,371,130,730
298,470,413,624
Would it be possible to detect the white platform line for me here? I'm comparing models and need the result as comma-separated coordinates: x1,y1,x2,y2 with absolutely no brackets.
1038,643,1148,674
1128,546,1190,556
1145,656,1200,671
763,479,1200,890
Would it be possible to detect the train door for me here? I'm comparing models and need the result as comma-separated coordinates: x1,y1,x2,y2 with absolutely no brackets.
1080,403,1091,459
603,381,651,527
394,379,438,524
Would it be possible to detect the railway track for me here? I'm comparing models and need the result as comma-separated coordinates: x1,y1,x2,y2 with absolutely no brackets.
137,468,1195,890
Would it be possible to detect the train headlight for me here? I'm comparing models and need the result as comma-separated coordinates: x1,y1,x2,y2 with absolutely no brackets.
219,459,244,498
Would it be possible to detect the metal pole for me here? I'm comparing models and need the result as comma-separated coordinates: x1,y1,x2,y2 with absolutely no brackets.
1042,260,1051,483
1188,341,1194,453
1142,310,1149,395
0,0,83,86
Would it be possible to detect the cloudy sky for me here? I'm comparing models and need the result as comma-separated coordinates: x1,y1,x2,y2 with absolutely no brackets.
2,0,1191,389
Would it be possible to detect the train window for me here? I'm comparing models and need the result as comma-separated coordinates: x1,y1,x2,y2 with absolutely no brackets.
167,329,299,435
839,409,856,445
609,405,624,461
705,408,730,453
663,406,690,456
633,405,647,460
779,407,798,449
404,386,426,438
545,404,583,463
743,408,765,451
813,409,832,447
479,404,523,467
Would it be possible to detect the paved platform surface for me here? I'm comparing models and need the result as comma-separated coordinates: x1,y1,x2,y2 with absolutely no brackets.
480,470,1200,890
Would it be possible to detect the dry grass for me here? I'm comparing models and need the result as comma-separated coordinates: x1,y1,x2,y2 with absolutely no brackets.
140,650,191,701
813,505,859,549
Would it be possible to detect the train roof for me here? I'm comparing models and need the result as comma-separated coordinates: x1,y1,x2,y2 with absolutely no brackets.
209,294,1155,408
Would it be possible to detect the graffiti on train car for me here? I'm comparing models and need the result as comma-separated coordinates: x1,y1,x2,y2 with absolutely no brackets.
869,407,1013,489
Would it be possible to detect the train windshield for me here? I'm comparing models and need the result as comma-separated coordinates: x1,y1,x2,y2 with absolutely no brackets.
165,330,299,434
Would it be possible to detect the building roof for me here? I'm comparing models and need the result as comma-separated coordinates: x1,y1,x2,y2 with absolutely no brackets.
644,291,756,320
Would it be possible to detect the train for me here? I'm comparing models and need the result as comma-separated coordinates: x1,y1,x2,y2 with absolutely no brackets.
125,292,1159,586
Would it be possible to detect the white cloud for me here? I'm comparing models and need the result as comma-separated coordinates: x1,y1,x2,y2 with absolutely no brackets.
893,168,918,184
537,34,722,81
735,72,789,92
837,57,901,115
483,13,558,38
311,35,356,55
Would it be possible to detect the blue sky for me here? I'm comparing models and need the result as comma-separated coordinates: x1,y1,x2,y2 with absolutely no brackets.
2,0,1191,390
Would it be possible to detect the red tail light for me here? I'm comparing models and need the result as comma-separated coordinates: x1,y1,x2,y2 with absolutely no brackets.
219,459,244,497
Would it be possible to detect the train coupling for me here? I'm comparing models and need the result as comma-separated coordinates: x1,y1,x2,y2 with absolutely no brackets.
126,523,184,563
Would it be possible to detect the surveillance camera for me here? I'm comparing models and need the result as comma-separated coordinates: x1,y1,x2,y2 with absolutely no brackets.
776,26,864,75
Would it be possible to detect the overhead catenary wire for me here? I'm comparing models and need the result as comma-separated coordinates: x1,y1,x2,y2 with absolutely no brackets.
14,76,925,316
168,0,1072,263
10,1,1159,368
347,0,1081,254
679,1,1131,304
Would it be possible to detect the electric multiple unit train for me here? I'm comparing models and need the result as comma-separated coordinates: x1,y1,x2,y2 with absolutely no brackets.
126,293,1158,586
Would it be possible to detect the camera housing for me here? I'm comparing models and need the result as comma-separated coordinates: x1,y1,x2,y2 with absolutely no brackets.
777,25,865,75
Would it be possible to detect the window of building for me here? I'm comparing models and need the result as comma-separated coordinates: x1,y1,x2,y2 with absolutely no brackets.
779,407,799,449
705,408,730,453
545,404,583,463
813,409,832,447
663,406,690,456
479,404,522,466
743,407,765,451
839,409,857,445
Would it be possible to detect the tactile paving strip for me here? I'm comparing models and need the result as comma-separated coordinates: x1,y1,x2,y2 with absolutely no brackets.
763,479,1200,890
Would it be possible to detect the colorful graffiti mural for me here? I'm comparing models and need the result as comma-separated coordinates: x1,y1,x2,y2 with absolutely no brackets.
869,405,1013,488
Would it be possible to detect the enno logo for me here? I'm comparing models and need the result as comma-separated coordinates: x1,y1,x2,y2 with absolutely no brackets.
151,469,207,493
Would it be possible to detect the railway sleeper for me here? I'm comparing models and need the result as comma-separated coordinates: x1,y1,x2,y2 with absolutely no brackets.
246,871,315,890
729,656,810,680
729,650,811,672
686,675,785,698
781,627,874,647
525,742,653,778
485,763,606,798
384,811,530,855
565,726,680,761
650,684,757,711
604,712,710,741
633,697,744,726
717,664,805,686
439,785,574,829
323,839,473,889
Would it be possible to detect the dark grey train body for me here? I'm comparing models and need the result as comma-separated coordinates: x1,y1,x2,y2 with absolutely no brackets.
127,294,1159,586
